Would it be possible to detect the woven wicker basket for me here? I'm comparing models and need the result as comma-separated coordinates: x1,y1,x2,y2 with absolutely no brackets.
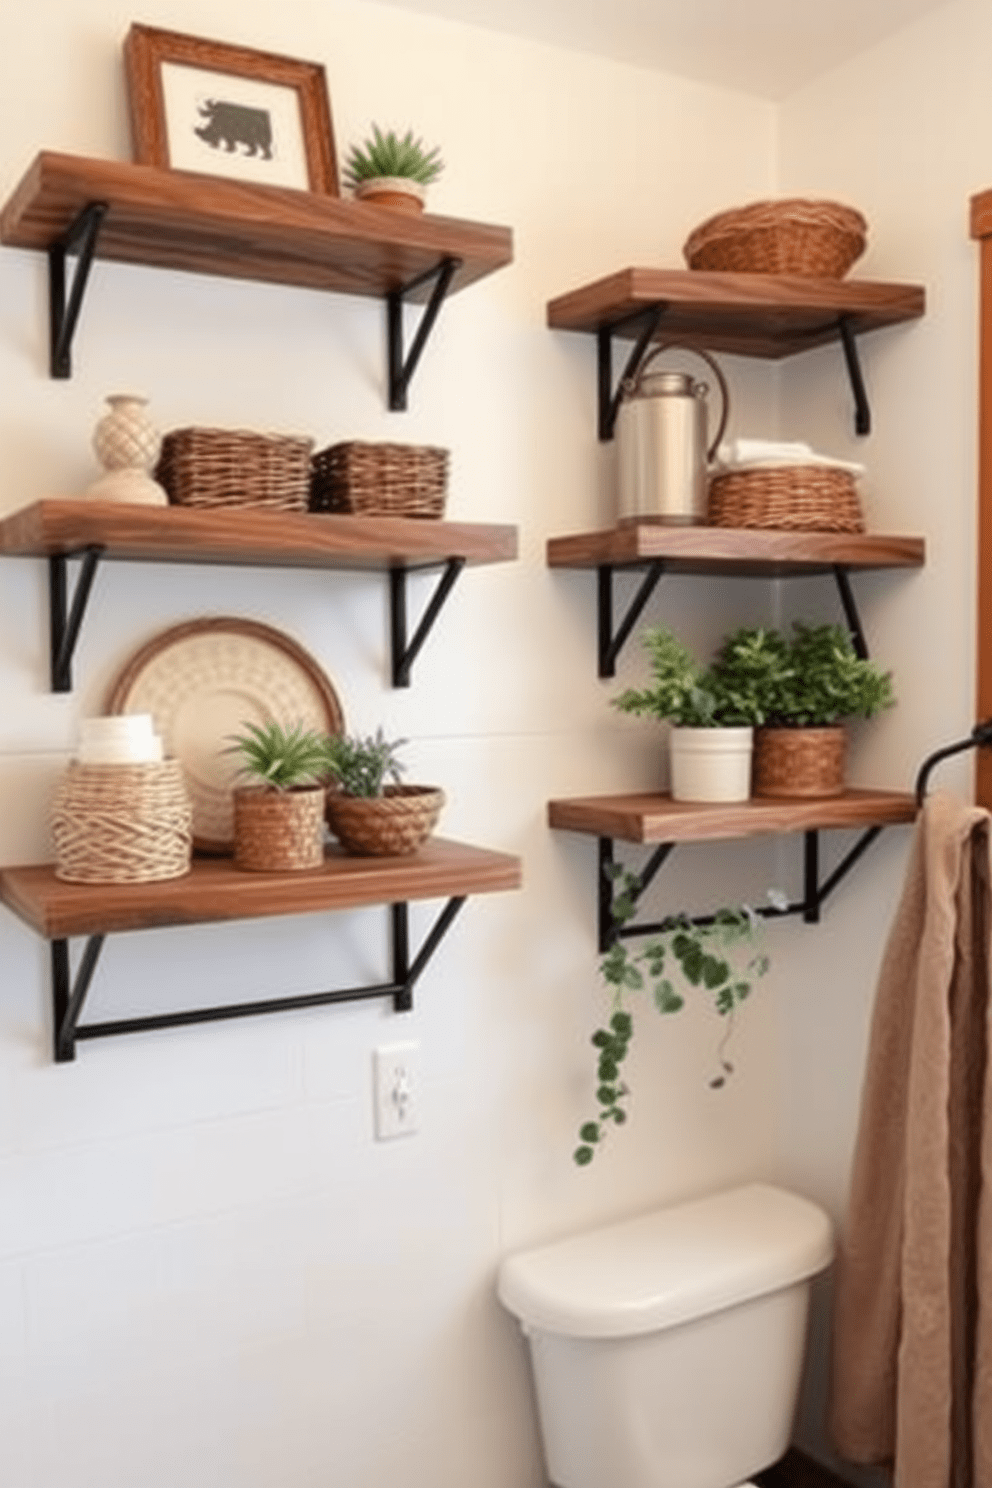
753,726,847,798
51,760,192,883
233,787,326,872
707,465,865,533
326,785,444,856
157,428,314,512
683,199,867,278
310,441,448,518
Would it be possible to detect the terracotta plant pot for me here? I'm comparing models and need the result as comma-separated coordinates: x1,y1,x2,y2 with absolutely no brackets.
233,785,326,871
753,725,846,798
326,784,444,856
352,177,426,214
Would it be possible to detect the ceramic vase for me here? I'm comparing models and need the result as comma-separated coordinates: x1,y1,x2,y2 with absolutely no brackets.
669,726,753,803
86,394,168,506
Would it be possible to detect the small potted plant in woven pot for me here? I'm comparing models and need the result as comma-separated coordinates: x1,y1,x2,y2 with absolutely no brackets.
230,720,332,872
717,622,895,798
613,627,767,802
343,124,444,213
324,729,444,856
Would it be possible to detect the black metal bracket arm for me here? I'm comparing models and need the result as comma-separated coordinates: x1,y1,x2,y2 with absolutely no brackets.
596,304,666,441
49,201,108,379
837,316,871,436
596,825,886,950
389,557,465,687
387,256,461,411
49,548,103,693
49,896,467,1063
597,560,667,677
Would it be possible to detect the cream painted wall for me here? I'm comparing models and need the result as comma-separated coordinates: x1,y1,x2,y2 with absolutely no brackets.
0,4,788,1486
774,0,991,1475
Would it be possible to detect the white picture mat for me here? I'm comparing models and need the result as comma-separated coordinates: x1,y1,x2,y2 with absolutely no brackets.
160,61,310,188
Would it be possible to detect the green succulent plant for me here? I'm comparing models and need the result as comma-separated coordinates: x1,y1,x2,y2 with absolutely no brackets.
344,124,444,187
323,728,407,798
573,868,778,1166
230,720,333,791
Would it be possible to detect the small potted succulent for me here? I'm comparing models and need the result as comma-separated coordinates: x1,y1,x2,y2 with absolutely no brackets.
229,719,332,872
612,626,767,802
716,622,895,797
324,728,444,855
574,867,778,1165
343,123,444,214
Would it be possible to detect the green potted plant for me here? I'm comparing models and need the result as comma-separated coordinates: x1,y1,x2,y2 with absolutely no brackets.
574,867,778,1165
612,626,768,802
324,728,444,855
343,124,444,214
229,720,333,872
715,622,895,797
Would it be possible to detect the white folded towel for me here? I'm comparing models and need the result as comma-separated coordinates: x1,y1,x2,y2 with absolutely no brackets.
712,438,865,477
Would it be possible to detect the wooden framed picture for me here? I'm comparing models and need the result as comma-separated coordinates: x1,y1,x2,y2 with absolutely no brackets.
123,24,338,194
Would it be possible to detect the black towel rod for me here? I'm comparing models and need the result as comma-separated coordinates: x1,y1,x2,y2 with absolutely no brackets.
914,720,992,804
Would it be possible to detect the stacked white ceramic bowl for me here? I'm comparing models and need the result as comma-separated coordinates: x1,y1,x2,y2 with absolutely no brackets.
76,714,165,765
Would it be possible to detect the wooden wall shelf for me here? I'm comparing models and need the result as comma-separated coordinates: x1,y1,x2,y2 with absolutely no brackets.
547,789,917,845
1,841,522,1062
546,266,925,439
0,151,514,395
0,500,519,692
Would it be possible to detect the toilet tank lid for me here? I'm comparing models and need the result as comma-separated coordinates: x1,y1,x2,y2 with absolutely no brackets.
497,1183,834,1339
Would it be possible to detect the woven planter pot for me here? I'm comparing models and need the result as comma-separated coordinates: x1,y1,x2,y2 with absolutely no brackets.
233,786,326,872
326,785,444,856
51,760,192,883
353,177,426,214
753,726,847,799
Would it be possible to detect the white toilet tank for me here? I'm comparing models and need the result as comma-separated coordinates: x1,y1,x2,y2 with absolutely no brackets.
497,1183,833,1488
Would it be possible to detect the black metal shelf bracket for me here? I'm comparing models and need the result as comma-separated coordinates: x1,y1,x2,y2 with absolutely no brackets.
837,315,871,436
596,822,888,948
831,564,869,659
48,895,467,1062
387,255,461,411
389,557,465,687
597,560,667,678
49,547,103,693
48,200,108,379
596,304,666,441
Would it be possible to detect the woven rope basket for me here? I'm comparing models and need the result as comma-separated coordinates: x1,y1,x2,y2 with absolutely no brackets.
753,726,847,798
51,760,192,883
326,785,444,856
310,442,448,518
707,465,865,533
157,428,314,512
233,787,326,872
683,199,867,278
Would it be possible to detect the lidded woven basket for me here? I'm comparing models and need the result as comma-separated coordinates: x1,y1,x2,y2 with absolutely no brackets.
310,441,448,518
683,199,867,278
51,759,193,883
157,427,314,512
326,784,444,856
707,465,865,533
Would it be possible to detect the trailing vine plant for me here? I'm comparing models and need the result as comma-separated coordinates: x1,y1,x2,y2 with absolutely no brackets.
573,867,780,1166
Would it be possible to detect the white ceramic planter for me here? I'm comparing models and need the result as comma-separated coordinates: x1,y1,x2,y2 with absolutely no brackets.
669,726,753,803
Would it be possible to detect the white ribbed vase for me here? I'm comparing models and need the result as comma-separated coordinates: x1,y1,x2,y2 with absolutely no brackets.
87,394,168,505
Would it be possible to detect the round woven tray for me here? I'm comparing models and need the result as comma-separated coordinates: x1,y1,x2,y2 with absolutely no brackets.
233,787,326,872
753,726,847,798
326,785,444,856
157,428,314,512
707,465,864,533
683,198,867,278
310,441,448,518
51,760,192,883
